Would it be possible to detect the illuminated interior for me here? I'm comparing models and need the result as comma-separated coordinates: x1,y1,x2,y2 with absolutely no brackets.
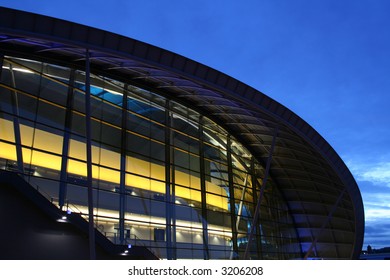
0,55,302,260
0,118,228,210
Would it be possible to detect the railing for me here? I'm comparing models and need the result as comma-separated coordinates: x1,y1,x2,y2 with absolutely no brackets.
31,181,160,258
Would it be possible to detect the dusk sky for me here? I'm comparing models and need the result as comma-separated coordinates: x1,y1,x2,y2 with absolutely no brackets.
2,0,389,250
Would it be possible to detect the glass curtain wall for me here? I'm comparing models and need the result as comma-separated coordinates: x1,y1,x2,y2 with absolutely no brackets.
0,55,301,259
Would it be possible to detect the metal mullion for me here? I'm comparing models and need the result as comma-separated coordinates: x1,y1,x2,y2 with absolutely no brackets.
243,126,278,259
170,107,177,260
59,68,75,209
303,187,347,259
119,84,128,245
281,136,344,258
172,145,199,159
251,157,263,259
3,57,71,89
85,50,96,260
0,83,68,112
165,100,173,259
127,106,165,128
227,135,238,259
9,63,24,175
235,174,249,228
203,137,228,152
199,116,209,259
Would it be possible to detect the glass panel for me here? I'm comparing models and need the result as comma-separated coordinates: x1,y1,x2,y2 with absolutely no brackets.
36,101,66,130
69,136,86,161
173,130,199,154
171,113,199,138
100,101,121,126
94,165,120,185
66,183,88,208
28,176,60,203
10,64,41,96
0,117,15,142
203,143,227,163
0,86,13,114
30,150,62,171
72,86,86,114
38,76,69,106
0,55,304,259
98,147,120,170
32,124,64,154
0,61,12,86
20,122,34,148
71,112,86,137
127,113,151,138
99,122,121,149
13,91,38,122
0,142,16,162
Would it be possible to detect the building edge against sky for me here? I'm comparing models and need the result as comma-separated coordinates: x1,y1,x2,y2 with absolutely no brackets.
0,7,364,259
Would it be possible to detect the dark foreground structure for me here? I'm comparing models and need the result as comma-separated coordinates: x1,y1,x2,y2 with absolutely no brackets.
0,7,364,259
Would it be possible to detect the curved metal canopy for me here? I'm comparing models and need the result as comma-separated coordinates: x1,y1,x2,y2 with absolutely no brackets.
0,7,364,259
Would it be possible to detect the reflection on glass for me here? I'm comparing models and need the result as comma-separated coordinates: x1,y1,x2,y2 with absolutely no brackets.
0,55,301,259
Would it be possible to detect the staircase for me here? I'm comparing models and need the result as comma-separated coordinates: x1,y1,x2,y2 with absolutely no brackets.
0,170,159,260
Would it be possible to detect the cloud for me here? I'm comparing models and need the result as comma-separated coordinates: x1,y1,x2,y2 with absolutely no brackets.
346,160,390,188
363,220,390,248
358,163,390,187
359,191,390,221
358,190,390,248
365,208,390,221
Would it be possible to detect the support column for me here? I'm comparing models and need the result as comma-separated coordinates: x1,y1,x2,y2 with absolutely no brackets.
303,188,347,259
199,116,209,259
171,117,177,260
243,127,278,259
85,50,96,260
165,100,173,259
227,136,238,259
9,64,24,175
250,157,262,259
59,69,75,210
119,85,129,245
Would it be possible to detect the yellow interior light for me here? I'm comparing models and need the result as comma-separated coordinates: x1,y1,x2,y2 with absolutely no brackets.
0,117,228,210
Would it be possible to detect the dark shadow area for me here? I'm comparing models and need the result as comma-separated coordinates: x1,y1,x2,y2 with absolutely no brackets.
0,170,158,260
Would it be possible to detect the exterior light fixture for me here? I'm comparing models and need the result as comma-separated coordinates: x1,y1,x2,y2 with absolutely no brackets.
56,215,68,223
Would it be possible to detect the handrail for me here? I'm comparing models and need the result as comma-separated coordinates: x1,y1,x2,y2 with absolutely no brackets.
32,181,159,258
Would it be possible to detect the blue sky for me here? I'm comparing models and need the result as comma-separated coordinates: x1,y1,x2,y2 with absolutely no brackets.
1,0,389,250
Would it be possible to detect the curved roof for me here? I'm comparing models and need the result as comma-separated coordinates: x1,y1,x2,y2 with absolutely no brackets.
0,7,364,259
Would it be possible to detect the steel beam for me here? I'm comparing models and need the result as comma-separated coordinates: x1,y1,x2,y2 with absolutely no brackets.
243,127,278,259
119,84,128,245
165,100,173,259
227,136,238,259
199,116,210,259
303,188,347,259
85,50,96,260
59,69,75,209
9,64,24,175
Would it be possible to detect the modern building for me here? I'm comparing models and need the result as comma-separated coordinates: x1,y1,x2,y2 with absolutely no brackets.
0,7,364,260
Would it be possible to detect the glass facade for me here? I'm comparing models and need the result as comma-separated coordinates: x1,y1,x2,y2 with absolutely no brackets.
0,55,301,259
